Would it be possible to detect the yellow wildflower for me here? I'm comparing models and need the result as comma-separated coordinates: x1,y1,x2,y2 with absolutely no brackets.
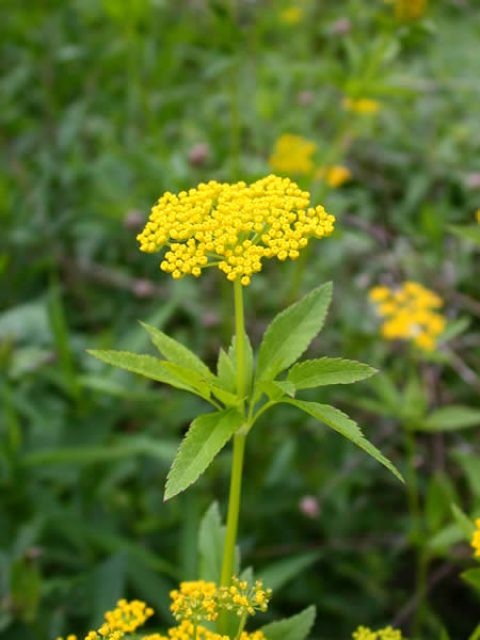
280,6,304,24
218,577,272,617
472,518,480,558
343,97,381,115
170,580,218,623
352,625,404,640
102,599,153,634
395,0,427,20
475,209,480,223
269,135,317,175
151,621,265,640
369,281,446,352
137,175,335,285
316,165,352,188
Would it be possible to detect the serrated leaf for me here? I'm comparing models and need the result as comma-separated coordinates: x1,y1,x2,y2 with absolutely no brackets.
284,399,403,482
141,321,214,379
258,380,296,401
165,409,244,500
198,503,224,582
419,406,480,432
256,283,332,382
87,350,193,391
261,606,316,640
288,357,376,389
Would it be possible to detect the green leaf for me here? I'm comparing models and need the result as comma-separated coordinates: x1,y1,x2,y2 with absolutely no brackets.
418,406,480,432
256,283,332,382
217,349,236,393
229,332,254,393
449,224,480,246
165,409,244,500
140,322,214,379
258,380,296,401
259,552,319,591
461,568,480,592
451,504,475,539
261,606,316,640
284,399,403,482
198,503,224,583
469,624,480,640
288,357,376,389
87,350,193,391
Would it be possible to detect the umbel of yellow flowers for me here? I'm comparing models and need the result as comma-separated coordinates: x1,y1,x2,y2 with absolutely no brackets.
352,625,404,640
369,281,446,352
137,175,335,286
56,579,271,640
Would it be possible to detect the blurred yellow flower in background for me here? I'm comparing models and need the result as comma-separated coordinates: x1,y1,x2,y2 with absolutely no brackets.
316,165,352,188
472,519,480,558
369,281,446,351
395,0,428,21
269,134,317,175
343,97,381,115
280,5,304,24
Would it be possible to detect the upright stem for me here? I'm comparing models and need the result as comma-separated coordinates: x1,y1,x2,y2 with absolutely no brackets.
220,280,247,589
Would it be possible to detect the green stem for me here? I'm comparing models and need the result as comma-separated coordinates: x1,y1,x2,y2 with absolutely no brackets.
404,427,427,636
218,280,248,635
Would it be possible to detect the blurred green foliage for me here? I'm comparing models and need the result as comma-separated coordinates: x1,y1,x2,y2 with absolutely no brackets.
1,1,479,639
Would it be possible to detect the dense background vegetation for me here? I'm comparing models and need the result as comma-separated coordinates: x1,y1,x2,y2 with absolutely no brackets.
1,1,479,639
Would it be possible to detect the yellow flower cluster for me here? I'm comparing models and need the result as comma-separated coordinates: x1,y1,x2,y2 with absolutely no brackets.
170,581,218,623
218,577,272,617
369,281,446,351
269,135,317,175
352,625,404,640
137,175,335,285
472,518,480,558
152,621,265,640
316,165,352,188
56,600,154,640
395,0,427,20
343,97,381,115
279,6,304,24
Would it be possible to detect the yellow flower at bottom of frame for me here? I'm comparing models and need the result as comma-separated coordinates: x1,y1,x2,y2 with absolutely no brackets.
352,625,405,640
472,518,480,558
316,165,352,188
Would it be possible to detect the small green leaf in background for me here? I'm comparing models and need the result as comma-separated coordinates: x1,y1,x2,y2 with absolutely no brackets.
461,569,480,593
469,623,480,640
91,553,127,627
419,406,480,432
198,502,225,583
10,558,41,623
449,224,480,246
284,399,403,482
261,605,316,640
259,552,319,591
450,504,475,539
256,283,332,382
287,357,376,389
165,409,244,500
